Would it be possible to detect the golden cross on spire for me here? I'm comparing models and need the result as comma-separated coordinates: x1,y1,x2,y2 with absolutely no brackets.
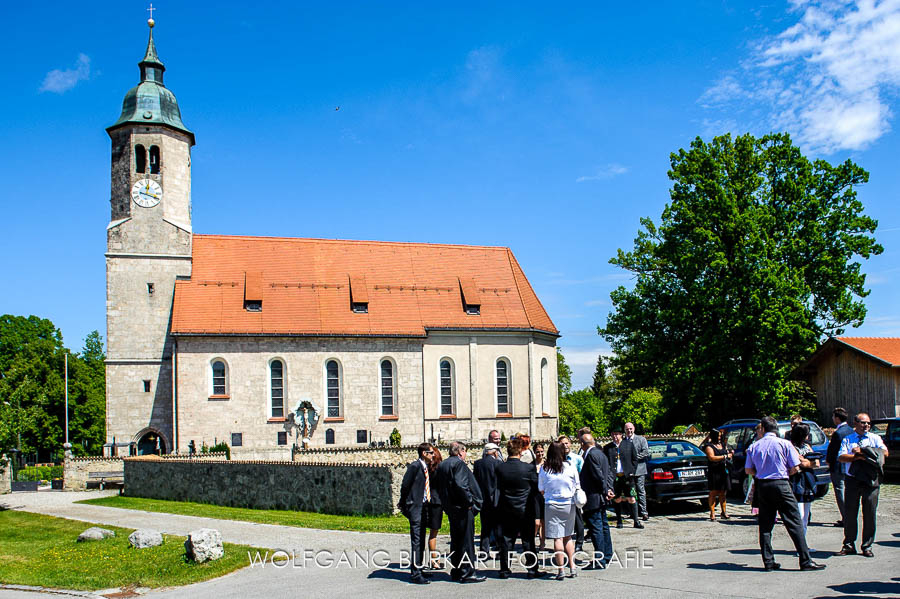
147,3,156,27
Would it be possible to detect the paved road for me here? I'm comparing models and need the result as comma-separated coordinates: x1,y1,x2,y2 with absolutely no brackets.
2,489,899,598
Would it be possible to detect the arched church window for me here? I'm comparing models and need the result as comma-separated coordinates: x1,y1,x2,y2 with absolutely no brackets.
149,145,161,174
326,359,342,418
440,359,455,416
210,359,228,397
380,359,396,416
541,358,549,414
496,358,510,414
135,144,147,173
270,359,285,419
325,429,335,445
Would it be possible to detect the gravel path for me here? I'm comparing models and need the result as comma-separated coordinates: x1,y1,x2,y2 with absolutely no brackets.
2,486,899,599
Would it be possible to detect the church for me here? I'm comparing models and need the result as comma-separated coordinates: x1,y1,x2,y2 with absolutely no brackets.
104,19,560,457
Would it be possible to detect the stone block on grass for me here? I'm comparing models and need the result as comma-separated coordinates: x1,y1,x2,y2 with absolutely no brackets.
129,529,163,548
184,528,224,563
77,527,116,542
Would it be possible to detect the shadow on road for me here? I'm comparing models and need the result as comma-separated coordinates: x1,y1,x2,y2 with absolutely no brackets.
812,578,900,598
685,561,755,572
366,563,419,582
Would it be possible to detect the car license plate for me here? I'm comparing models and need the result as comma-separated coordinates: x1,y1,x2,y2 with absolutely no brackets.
679,468,705,478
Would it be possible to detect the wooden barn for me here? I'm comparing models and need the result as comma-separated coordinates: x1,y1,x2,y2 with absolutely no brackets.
796,337,900,419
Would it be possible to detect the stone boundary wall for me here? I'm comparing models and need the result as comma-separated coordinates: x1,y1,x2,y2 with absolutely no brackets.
292,435,708,466
124,458,403,515
292,444,486,466
0,455,10,494
230,447,292,461
64,453,228,491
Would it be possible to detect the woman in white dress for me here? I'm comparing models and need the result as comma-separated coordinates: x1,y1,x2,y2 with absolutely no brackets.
538,441,580,580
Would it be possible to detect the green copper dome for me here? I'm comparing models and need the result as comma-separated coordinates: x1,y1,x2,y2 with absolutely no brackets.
107,25,194,145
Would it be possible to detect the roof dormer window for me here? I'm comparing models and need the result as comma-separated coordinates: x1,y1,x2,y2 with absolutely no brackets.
459,276,481,316
349,274,369,314
244,271,263,312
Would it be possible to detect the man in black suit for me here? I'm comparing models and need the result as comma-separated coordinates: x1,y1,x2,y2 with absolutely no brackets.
580,432,615,568
604,429,644,529
437,441,485,583
398,442,435,584
473,443,501,554
495,438,547,579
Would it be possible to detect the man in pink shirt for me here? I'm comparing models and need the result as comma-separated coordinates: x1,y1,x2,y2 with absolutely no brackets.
745,416,826,572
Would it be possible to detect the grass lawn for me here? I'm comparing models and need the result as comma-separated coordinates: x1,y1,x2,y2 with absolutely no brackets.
78,495,475,534
0,510,263,591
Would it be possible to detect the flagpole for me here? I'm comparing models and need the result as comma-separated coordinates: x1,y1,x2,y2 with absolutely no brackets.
64,352,69,446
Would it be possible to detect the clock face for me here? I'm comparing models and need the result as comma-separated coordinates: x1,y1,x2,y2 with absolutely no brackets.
131,179,163,208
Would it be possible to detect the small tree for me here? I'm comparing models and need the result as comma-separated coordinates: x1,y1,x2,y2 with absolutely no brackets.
389,428,402,447
557,348,573,399
609,388,663,434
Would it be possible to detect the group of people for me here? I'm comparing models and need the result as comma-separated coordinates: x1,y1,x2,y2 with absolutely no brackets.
741,410,888,572
398,424,651,584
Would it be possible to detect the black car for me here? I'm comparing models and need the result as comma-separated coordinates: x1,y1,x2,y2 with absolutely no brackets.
718,418,830,499
645,439,710,503
872,417,900,479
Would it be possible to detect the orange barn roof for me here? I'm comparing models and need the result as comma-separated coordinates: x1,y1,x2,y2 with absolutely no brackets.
836,337,900,366
171,235,559,337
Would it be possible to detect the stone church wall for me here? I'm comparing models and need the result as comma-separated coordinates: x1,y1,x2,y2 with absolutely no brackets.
175,336,426,453
124,458,402,515
173,333,559,455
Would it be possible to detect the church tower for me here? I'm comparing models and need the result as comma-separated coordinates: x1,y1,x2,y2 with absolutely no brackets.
105,16,193,454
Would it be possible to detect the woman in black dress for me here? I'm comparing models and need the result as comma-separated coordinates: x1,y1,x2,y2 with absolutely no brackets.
424,447,444,569
702,430,733,521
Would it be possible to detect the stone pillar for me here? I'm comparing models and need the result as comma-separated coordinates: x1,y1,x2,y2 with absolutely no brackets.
528,339,535,437
468,336,478,441
0,455,11,494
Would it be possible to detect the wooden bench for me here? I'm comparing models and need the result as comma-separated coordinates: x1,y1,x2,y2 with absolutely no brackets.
88,471,124,491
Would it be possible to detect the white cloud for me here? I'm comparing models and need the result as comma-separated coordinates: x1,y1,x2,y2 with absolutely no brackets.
576,163,628,182
584,299,608,307
40,54,91,94
559,346,615,390
700,1,900,153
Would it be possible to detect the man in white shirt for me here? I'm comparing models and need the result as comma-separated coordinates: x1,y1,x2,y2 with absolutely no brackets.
825,407,853,526
488,430,504,461
837,412,889,558
625,422,650,521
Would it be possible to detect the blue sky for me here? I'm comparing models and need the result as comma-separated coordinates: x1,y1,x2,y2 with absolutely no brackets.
2,1,899,389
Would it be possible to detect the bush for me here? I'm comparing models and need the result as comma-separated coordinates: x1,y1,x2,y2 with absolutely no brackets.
671,425,688,435
389,428,402,447
202,442,231,460
16,465,63,482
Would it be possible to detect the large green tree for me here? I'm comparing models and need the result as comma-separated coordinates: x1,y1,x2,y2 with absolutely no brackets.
0,315,106,459
600,133,881,428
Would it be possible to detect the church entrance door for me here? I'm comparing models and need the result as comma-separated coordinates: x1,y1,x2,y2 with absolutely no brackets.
136,431,166,455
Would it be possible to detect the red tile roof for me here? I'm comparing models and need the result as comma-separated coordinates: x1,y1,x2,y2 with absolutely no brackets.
171,235,559,337
836,337,900,366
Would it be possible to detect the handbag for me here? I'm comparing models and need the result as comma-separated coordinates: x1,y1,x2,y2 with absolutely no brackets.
574,477,587,508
